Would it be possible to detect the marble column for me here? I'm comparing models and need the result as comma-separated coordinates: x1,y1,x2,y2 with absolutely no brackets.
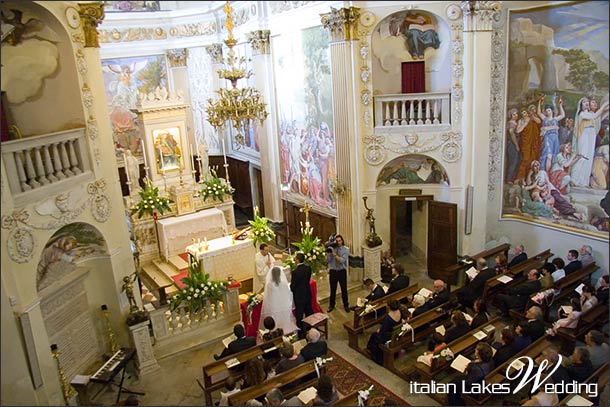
247,30,283,222
362,245,382,281
459,1,500,254
128,320,160,376
321,7,362,255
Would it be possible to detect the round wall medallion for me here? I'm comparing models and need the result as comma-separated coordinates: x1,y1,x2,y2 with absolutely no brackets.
359,11,375,27
446,4,462,21
66,7,81,29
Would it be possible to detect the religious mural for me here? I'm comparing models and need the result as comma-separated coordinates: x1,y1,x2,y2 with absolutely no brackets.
502,1,609,239
37,223,108,291
274,26,336,212
101,55,168,159
376,155,449,187
103,1,161,12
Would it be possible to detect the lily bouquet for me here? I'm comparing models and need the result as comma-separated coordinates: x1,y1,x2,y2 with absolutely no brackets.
246,293,263,324
132,178,173,218
248,206,275,247
283,222,326,274
357,385,375,406
201,168,234,201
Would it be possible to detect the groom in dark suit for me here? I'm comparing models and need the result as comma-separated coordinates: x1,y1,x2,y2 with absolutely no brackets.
290,252,313,338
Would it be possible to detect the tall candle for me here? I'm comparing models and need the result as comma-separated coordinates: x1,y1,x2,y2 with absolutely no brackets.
221,139,227,165
190,143,196,171
123,152,130,183
140,139,148,168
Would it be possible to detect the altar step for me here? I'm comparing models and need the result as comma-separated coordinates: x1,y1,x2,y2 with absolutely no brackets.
167,254,188,271
141,263,179,298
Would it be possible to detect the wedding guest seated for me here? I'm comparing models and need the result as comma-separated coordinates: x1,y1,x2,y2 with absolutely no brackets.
596,275,609,304
367,299,402,365
219,376,241,406
508,244,527,268
566,348,594,382
312,375,339,406
215,324,257,360
447,343,495,406
242,357,268,389
261,317,284,342
579,245,595,267
457,258,495,310
363,278,386,302
564,330,609,370
579,283,598,313
413,280,451,318
427,332,447,353
514,321,532,352
492,327,516,366
539,263,555,289
547,297,582,336
275,342,305,374
299,328,327,361
494,254,508,275
386,264,410,295
409,294,427,317
470,298,489,330
551,258,566,282
496,269,541,316
535,346,570,400
246,387,303,406
564,249,583,275
444,311,471,343
524,306,545,341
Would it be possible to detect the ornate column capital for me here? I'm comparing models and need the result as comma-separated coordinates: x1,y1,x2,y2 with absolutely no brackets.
247,30,271,55
78,3,105,47
320,6,360,42
461,1,501,32
167,48,188,67
205,43,224,64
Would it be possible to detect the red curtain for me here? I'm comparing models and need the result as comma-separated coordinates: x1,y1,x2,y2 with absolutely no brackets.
401,61,425,94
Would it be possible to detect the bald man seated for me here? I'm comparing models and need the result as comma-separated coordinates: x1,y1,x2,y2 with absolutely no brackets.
412,279,450,317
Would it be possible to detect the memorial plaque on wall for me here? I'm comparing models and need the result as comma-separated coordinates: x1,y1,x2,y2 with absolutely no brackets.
40,275,101,381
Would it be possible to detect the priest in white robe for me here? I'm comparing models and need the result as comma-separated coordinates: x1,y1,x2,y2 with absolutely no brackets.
254,243,273,293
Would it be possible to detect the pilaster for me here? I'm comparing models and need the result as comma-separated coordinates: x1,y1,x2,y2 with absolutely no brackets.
247,30,282,222
321,7,361,254
128,320,161,376
77,3,104,48
362,245,382,281
460,1,500,253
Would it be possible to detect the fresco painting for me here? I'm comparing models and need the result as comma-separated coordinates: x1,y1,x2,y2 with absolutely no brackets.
502,1,609,239
101,55,168,158
274,26,336,212
376,155,449,187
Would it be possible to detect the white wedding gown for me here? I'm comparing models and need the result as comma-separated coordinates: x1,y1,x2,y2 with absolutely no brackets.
258,269,298,335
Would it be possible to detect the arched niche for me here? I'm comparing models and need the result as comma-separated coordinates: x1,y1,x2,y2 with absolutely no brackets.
376,154,450,187
1,2,85,137
36,222,111,383
370,9,451,94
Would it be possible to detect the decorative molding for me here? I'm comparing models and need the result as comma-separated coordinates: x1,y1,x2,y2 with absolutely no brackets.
247,30,271,55
369,131,462,163
363,134,386,166
1,180,111,263
75,48,87,75
169,21,216,38
81,83,93,109
167,48,188,67
269,1,314,15
99,27,167,43
461,1,501,32
78,3,105,48
487,15,507,201
205,43,224,64
360,66,370,83
86,116,98,140
135,86,186,110
320,7,360,42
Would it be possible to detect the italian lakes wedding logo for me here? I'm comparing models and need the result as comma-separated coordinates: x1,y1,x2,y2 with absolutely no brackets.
409,355,598,398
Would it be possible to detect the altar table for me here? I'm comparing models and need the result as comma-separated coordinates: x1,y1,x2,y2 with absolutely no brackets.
186,236,255,283
240,280,323,337
157,208,228,260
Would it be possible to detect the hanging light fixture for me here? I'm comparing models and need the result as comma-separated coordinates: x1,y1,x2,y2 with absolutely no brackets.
206,1,268,148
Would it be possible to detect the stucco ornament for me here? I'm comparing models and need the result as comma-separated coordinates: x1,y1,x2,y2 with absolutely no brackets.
88,180,111,222
361,67,370,83
1,210,34,263
360,45,368,59
487,22,506,200
361,90,371,106
363,135,386,165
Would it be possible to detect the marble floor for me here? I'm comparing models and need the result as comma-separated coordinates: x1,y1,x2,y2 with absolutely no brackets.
96,252,609,406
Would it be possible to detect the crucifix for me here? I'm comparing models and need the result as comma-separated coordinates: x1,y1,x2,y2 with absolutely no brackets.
300,201,312,227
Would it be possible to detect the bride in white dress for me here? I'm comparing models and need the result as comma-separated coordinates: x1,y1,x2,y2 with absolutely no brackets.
259,266,298,335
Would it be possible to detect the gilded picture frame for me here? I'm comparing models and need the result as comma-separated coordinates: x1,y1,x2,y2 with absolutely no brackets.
153,127,183,173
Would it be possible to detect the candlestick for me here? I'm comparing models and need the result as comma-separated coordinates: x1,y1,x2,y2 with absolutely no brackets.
123,152,130,183
158,147,163,170
140,139,147,167
221,138,227,165
190,143,196,172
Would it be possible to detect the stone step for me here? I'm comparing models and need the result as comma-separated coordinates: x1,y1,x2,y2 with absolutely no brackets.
141,264,178,296
168,254,188,271
153,258,183,277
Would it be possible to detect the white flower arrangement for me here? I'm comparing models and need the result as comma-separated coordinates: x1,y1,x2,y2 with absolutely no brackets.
315,356,333,367
359,304,377,317
357,385,375,406
440,347,454,361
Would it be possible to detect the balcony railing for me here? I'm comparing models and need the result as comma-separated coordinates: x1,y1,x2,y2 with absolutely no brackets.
374,92,451,132
1,128,94,206
148,286,240,359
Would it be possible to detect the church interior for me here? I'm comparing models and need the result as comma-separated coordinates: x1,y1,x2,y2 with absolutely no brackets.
1,1,608,406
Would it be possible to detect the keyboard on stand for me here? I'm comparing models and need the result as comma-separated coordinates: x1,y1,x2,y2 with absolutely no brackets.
91,348,134,384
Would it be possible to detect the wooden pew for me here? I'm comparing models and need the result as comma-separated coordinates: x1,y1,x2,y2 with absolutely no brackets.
461,336,552,406
482,249,553,304
331,387,366,406
414,316,506,381
557,362,609,406
442,243,511,285
555,302,609,355
201,335,285,405
343,283,419,350
379,302,454,378
227,360,322,406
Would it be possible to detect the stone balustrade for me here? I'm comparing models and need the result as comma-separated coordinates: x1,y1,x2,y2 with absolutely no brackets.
374,92,451,132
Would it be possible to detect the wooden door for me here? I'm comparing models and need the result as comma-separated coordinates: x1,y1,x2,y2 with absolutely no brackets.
427,201,457,279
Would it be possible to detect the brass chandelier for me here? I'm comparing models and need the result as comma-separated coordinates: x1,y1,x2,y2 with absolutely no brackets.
206,2,268,147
